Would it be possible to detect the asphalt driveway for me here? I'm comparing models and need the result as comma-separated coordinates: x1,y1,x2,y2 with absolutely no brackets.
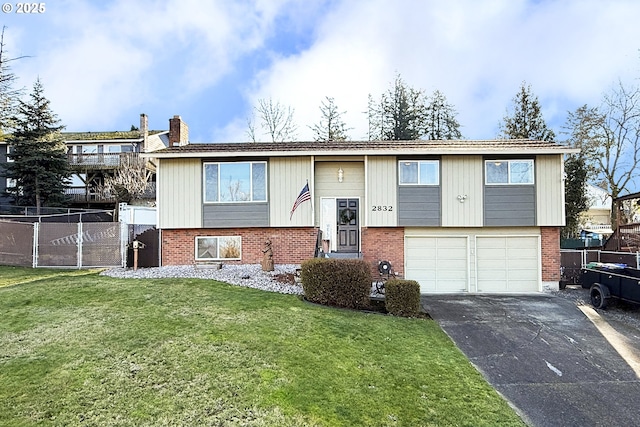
422,293,640,427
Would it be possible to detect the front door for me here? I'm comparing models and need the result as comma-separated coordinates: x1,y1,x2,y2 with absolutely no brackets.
337,198,359,252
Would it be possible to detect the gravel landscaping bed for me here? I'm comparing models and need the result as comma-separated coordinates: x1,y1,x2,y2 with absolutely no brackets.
100,264,304,295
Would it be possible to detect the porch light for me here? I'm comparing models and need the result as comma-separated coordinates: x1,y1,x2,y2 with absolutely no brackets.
338,167,344,183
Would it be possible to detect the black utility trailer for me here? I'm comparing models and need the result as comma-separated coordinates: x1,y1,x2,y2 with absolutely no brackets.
581,263,640,309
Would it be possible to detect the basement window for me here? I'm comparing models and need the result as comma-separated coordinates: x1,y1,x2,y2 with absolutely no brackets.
195,236,242,261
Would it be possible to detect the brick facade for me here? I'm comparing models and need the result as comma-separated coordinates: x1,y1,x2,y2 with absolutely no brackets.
541,226,561,282
161,226,559,291
161,228,318,265
360,227,405,279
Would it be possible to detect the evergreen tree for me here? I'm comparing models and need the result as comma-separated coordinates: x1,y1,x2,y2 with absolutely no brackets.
0,26,24,139
5,79,70,213
365,93,385,141
499,82,555,141
424,90,462,140
310,96,350,141
367,74,426,141
562,154,589,239
383,74,425,140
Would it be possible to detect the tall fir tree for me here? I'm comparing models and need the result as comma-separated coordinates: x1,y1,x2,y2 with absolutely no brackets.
562,154,589,239
424,90,462,140
499,82,555,141
310,96,350,141
367,74,426,141
383,74,425,140
0,26,24,139
5,78,70,213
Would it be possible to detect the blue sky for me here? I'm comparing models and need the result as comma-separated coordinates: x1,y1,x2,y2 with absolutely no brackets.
3,0,640,143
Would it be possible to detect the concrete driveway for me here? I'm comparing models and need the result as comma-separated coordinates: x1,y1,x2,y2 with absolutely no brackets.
422,293,640,427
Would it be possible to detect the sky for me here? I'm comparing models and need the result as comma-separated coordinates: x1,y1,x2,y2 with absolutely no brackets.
3,0,640,143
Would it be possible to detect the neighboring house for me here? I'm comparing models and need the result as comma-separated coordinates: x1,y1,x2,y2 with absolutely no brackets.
1,114,188,211
63,114,189,208
580,183,613,236
150,139,576,293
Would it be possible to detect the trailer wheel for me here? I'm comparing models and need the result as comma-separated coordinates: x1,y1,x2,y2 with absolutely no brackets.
590,284,609,309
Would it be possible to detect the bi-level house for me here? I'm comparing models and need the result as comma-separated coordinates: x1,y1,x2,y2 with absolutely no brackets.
150,139,576,293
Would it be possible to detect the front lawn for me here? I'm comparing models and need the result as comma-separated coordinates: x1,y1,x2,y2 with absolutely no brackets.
0,267,525,426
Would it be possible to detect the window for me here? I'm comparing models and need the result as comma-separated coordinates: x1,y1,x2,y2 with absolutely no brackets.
485,160,534,185
204,161,267,202
399,160,439,185
195,236,241,260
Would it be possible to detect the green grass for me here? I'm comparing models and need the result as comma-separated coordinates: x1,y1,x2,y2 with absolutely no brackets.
0,267,525,427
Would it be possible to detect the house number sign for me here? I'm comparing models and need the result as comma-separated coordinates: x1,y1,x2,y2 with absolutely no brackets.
371,205,393,212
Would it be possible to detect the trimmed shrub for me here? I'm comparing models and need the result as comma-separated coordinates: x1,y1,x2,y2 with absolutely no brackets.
385,279,421,317
301,258,372,309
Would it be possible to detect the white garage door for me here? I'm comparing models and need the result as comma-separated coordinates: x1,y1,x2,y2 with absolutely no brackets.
405,236,468,293
476,236,540,293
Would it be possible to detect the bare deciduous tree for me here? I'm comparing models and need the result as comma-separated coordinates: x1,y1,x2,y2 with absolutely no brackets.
99,154,151,204
247,98,298,143
565,80,640,224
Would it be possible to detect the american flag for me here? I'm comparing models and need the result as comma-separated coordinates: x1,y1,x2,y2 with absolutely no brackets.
290,183,311,220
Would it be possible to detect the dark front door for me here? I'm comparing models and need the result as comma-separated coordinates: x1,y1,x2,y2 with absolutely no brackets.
337,198,359,252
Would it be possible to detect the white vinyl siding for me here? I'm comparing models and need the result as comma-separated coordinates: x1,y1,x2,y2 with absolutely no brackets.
269,157,313,226
441,155,483,227
366,156,397,227
158,158,202,228
536,155,565,226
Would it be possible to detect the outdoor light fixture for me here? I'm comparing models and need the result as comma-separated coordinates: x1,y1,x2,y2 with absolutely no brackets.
457,194,468,203
338,167,344,183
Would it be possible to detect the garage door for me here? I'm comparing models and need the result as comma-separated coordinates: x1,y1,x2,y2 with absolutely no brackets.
476,236,540,292
405,236,468,293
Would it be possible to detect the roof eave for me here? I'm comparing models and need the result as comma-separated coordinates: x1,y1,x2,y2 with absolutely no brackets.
145,147,579,159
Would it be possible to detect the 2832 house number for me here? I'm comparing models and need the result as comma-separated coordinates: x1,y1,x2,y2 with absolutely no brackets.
371,205,393,212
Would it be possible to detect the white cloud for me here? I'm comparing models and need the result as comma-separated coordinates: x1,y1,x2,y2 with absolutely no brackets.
238,0,640,141
6,0,640,141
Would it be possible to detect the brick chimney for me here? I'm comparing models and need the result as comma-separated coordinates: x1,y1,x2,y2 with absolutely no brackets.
169,115,189,147
139,113,149,152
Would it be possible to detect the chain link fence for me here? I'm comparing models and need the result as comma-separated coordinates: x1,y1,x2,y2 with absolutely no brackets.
0,221,124,268
0,221,35,266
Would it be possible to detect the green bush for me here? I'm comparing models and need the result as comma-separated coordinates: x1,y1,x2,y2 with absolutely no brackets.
301,258,372,309
385,279,421,317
